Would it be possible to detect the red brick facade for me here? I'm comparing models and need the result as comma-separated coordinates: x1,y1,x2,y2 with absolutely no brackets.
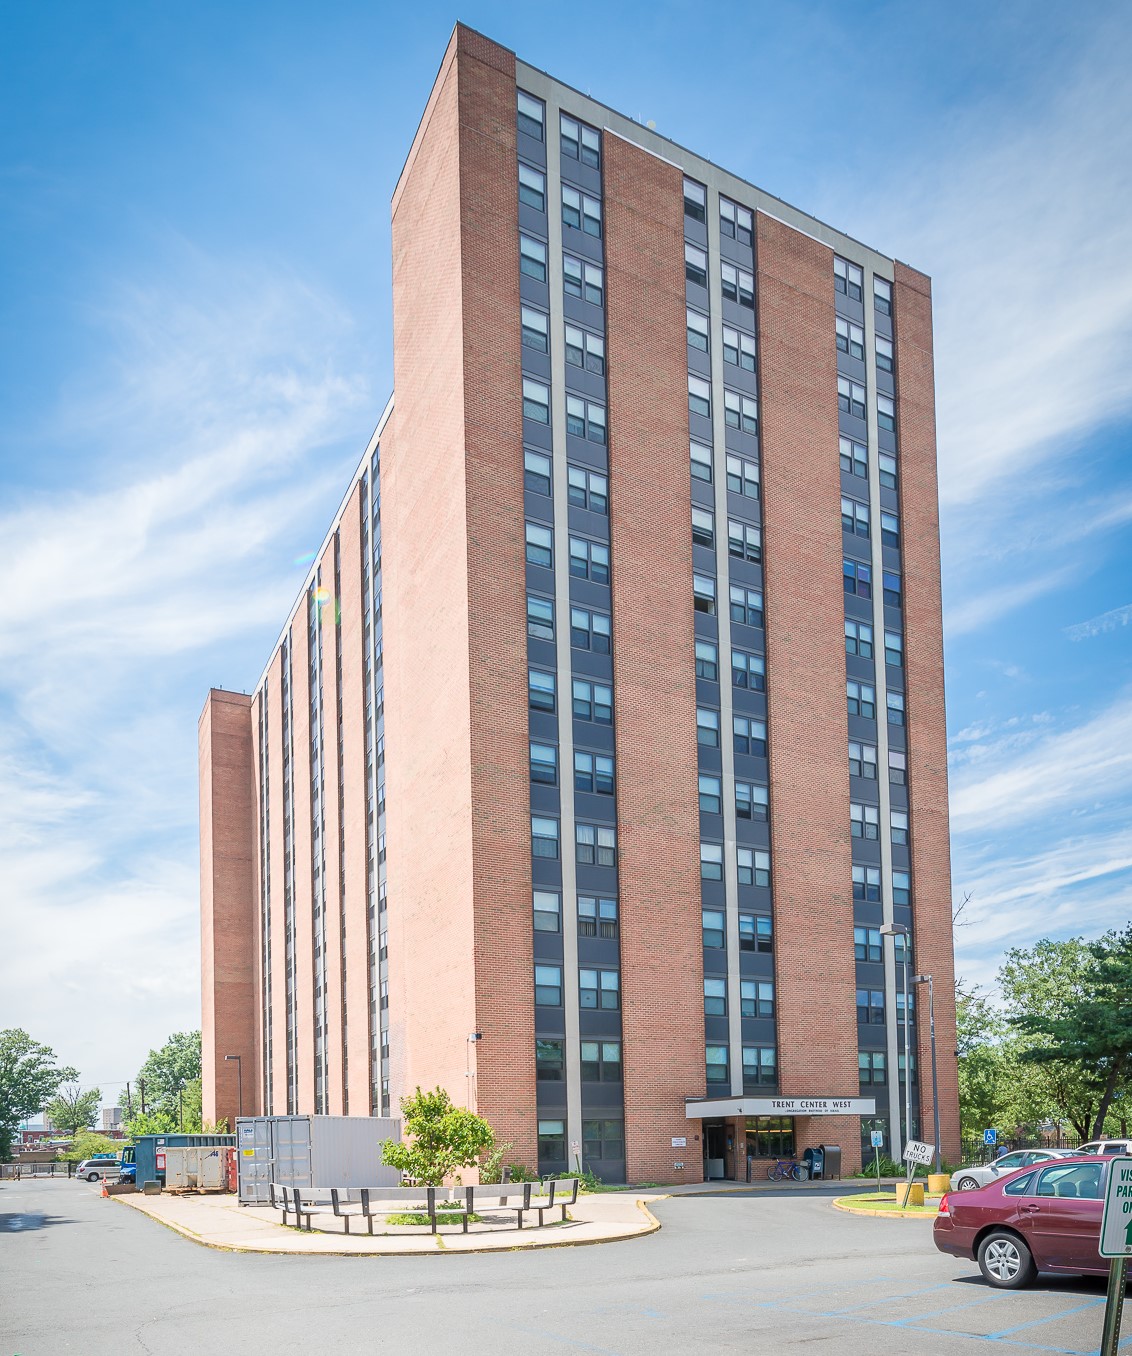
604,135,705,1186
199,689,258,1128
756,214,862,1171
894,262,960,1164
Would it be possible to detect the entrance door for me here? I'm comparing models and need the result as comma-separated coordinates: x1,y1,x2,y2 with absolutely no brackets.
703,1122,727,1180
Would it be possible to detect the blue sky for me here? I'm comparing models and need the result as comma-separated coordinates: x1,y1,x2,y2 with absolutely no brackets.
2,0,1130,1107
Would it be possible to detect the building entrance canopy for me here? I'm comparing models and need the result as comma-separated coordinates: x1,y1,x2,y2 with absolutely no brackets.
685,1096,877,1119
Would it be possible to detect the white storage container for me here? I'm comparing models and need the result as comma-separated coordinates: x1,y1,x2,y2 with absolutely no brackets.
235,1115,401,1204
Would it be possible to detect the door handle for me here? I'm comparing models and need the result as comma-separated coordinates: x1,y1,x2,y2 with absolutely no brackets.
1020,1204,1040,1214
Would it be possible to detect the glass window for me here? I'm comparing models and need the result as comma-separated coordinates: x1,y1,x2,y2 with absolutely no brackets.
697,707,720,747
567,464,608,513
849,740,877,779
732,650,765,691
580,1040,622,1082
695,639,718,681
527,594,554,641
729,585,764,628
520,235,547,282
699,774,722,815
538,1119,566,1161
692,506,715,548
737,847,771,887
530,741,557,784
560,113,600,168
733,715,767,757
874,277,892,316
735,781,768,821
876,335,894,372
887,692,906,726
724,389,758,435
743,1047,776,1090
578,896,618,939
841,496,870,537
691,440,713,483
531,816,559,859
722,326,757,371
728,519,761,563
836,316,865,359
688,375,711,418
706,1044,729,1084
683,178,706,220
564,254,603,306
726,453,759,499
853,865,881,902
528,668,555,712
843,558,871,598
740,979,774,1018
704,977,727,1016
536,1037,564,1080
702,908,725,949
747,1116,793,1157
582,1118,623,1162
889,750,907,785
687,308,709,352
572,678,613,724
521,305,549,352
580,967,620,1010
834,256,863,301
574,750,614,795
850,802,879,839
700,843,723,881
739,913,773,952
879,451,898,489
524,448,551,495
840,436,868,479
838,376,867,420
845,620,874,658
846,681,876,719
522,378,550,424
525,520,552,566
878,394,896,432
719,196,753,244
517,91,545,140
533,889,560,933
518,163,545,211
893,870,911,906
571,606,611,653
535,965,562,1006
721,262,754,307
685,243,708,288
569,536,610,584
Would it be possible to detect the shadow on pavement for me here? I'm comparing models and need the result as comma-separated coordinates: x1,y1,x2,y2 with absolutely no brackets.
0,1212,75,1233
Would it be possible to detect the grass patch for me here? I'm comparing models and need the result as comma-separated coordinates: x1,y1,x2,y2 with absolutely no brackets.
387,1209,484,1227
839,1191,940,1215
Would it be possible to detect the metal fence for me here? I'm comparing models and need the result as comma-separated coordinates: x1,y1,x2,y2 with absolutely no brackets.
0,1162,77,1180
959,1134,1082,1166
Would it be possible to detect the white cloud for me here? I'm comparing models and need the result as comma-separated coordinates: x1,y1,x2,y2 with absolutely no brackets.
950,693,1132,832
1066,603,1132,641
0,251,369,1095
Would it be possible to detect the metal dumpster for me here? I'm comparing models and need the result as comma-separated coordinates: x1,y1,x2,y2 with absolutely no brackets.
164,1145,228,1191
134,1133,235,1188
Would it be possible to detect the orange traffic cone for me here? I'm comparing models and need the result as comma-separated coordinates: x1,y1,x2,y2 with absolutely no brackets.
101,1177,108,1198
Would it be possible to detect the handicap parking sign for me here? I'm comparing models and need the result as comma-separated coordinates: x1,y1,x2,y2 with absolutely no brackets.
870,1131,884,1148
983,1128,997,1146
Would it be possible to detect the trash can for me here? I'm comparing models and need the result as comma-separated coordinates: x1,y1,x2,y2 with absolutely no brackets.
802,1147,824,1181
820,1145,842,1181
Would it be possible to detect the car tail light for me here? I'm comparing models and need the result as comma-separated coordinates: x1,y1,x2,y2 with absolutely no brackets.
937,1194,950,1216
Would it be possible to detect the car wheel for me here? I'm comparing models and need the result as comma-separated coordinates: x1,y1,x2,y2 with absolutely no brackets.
956,1175,981,1191
977,1230,1036,1289
86,1172,100,1182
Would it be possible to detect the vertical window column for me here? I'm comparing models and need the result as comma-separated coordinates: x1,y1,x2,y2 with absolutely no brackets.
859,261,905,1154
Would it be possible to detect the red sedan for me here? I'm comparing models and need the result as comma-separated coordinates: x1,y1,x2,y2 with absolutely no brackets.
934,1154,1109,1288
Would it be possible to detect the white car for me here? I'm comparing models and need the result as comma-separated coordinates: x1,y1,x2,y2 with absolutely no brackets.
1078,1139,1132,1157
75,1157,121,1183
951,1148,1073,1192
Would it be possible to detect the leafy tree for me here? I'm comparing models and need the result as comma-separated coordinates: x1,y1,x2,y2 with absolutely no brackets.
44,1084,102,1139
1005,931,1132,1139
119,1032,201,1134
381,1087,495,1185
62,1131,122,1163
0,1030,77,1162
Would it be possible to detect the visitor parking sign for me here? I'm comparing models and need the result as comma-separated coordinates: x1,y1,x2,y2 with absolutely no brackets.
1100,1157,1132,1257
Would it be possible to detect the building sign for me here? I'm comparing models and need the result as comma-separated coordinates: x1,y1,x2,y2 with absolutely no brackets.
671,1137,687,1148
743,1098,876,1116
685,1095,877,1118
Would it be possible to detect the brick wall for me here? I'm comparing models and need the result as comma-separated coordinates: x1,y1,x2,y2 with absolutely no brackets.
199,689,259,1127
383,27,482,1137
893,261,960,1163
756,213,862,1173
604,134,705,1185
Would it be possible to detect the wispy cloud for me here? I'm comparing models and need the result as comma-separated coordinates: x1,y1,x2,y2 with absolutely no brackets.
1066,603,1132,641
944,567,1076,639
950,693,1132,833
0,249,368,1092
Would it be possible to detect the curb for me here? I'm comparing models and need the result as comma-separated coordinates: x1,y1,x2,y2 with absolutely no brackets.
832,1196,938,1219
109,1192,664,1258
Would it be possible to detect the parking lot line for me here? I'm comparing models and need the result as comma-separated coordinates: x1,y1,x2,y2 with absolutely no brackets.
981,1297,1106,1339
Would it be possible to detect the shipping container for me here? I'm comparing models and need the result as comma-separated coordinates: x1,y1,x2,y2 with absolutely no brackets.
235,1116,401,1204
132,1134,235,1188
164,1145,228,1191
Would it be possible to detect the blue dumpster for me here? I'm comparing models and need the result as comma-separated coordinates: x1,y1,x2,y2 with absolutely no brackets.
132,1133,235,1188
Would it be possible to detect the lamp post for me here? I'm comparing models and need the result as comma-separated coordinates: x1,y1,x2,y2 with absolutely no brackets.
913,974,941,1173
224,1054,243,1120
466,1033,482,1110
880,923,912,1159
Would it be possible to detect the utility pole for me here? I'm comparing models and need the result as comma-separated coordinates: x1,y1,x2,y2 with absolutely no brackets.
125,1082,132,1116
139,1078,146,1116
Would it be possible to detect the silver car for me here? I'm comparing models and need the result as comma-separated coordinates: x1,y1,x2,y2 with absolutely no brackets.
951,1148,1073,1192
75,1157,121,1183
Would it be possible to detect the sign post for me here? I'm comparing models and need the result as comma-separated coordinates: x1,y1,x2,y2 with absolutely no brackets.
900,1139,935,1208
1098,1157,1132,1356
871,1130,884,1188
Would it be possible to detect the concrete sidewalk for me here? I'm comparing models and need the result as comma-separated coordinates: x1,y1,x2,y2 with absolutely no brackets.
112,1188,663,1255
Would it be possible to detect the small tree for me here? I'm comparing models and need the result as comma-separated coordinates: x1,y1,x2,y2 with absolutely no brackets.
0,1030,78,1162
62,1131,121,1164
44,1085,102,1139
381,1087,494,1185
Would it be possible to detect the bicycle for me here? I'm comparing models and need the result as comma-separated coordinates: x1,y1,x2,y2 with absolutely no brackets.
767,1158,804,1182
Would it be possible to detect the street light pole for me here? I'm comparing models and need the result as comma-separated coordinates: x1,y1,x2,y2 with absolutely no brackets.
914,974,941,1173
224,1054,243,1120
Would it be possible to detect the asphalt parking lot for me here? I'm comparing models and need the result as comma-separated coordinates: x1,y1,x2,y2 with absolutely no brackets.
0,1178,1112,1355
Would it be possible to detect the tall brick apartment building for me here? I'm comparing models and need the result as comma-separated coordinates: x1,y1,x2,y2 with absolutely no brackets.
200,24,959,1184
